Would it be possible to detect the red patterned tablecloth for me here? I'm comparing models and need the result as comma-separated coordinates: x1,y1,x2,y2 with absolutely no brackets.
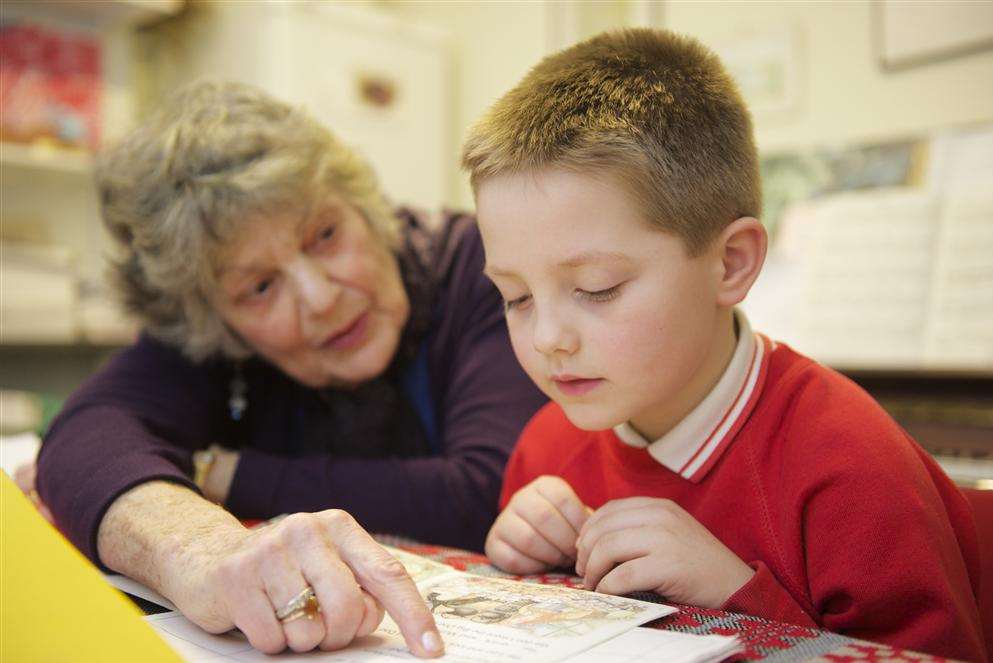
394,542,951,663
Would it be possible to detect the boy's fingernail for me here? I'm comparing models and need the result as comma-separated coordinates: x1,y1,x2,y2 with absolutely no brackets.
422,630,443,654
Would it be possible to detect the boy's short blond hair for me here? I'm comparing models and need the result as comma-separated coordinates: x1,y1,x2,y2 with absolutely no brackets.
462,28,760,255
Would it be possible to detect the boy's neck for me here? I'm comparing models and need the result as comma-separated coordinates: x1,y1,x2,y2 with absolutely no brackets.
628,308,739,442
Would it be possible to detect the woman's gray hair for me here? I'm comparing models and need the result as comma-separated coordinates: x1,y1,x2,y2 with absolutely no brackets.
98,81,400,361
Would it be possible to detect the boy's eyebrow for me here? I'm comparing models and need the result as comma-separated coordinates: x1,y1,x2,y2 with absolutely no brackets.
484,251,631,278
557,250,631,268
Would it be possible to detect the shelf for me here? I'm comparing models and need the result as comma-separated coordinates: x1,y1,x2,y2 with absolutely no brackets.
0,339,130,352
0,316,137,349
835,365,993,380
0,142,93,176
934,456,993,489
1,0,184,29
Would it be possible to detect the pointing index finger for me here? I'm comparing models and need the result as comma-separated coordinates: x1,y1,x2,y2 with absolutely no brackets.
318,510,443,658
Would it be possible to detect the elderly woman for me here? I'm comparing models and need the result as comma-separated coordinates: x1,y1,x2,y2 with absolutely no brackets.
33,81,545,656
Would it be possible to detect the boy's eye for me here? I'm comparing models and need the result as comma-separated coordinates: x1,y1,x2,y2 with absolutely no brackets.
316,225,337,243
578,284,622,303
504,294,532,311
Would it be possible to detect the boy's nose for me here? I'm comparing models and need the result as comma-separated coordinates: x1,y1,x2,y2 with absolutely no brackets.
531,307,579,356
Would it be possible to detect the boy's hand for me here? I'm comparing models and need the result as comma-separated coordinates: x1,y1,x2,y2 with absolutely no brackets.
485,476,591,575
575,497,754,608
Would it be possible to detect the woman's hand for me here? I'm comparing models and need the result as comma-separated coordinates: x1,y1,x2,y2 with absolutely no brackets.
185,511,442,655
98,482,443,657
485,475,591,575
12,461,54,524
193,445,240,504
575,497,754,608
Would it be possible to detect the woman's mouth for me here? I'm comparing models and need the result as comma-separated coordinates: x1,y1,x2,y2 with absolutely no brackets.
322,312,370,351
551,375,604,397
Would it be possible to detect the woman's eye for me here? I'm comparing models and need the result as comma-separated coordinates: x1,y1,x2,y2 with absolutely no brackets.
504,294,532,311
308,225,338,253
578,284,622,303
240,277,275,303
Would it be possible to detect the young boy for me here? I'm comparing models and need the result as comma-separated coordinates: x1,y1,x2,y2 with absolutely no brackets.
462,29,987,661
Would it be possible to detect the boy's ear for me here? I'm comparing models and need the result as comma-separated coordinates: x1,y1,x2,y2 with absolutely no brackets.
713,217,767,308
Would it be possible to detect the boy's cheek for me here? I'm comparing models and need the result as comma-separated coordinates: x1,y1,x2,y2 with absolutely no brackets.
508,330,541,375
521,361,553,395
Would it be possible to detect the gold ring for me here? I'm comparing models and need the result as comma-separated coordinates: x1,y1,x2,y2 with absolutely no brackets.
275,586,322,624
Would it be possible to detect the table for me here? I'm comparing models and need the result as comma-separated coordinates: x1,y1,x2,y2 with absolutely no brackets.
387,540,949,663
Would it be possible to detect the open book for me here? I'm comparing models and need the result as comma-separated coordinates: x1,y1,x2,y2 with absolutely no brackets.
115,545,739,662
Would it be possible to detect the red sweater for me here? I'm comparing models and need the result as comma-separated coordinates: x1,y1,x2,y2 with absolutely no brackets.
501,340,986,661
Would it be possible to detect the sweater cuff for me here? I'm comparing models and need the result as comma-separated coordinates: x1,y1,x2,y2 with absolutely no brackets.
225,448,285,518
72,459,196,571
721,560,818,628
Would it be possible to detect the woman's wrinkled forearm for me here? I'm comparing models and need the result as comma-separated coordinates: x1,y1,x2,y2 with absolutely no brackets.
97,480,247,614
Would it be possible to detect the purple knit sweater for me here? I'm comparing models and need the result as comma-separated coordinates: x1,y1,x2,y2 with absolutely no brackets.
36,214,546,566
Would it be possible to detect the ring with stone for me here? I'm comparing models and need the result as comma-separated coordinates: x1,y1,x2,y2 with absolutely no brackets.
275,586,322,624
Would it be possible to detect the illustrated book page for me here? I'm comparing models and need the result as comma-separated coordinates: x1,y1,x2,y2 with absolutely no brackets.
144,545,677,662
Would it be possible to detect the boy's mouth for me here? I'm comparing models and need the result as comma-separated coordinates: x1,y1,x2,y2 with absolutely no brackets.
550,375,604,397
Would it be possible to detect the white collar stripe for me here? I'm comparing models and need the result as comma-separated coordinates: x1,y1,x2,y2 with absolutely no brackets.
677,334,759,477
680,334,766,480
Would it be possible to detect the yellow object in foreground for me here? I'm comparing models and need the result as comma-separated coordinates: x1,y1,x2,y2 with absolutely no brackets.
1,472,182,662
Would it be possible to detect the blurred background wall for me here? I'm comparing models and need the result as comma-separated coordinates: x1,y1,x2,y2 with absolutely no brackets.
393,0,993,209
2,0,991,483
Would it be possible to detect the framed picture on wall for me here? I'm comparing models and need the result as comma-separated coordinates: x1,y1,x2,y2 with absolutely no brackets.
714,25,802,119
874,0,993,71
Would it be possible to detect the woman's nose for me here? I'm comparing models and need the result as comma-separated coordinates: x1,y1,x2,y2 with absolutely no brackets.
292,259,341,316
531,306,579,356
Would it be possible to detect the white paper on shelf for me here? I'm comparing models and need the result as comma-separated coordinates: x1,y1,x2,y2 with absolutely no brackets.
78,295,138,344
0,431,41,478
784,188,939,366
1,241,80,342
925,182,993,365
748,125,993,372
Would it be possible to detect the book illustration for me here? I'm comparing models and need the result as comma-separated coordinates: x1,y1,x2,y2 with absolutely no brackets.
382,545,455,585
359,550,676,662
424,574,655,638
